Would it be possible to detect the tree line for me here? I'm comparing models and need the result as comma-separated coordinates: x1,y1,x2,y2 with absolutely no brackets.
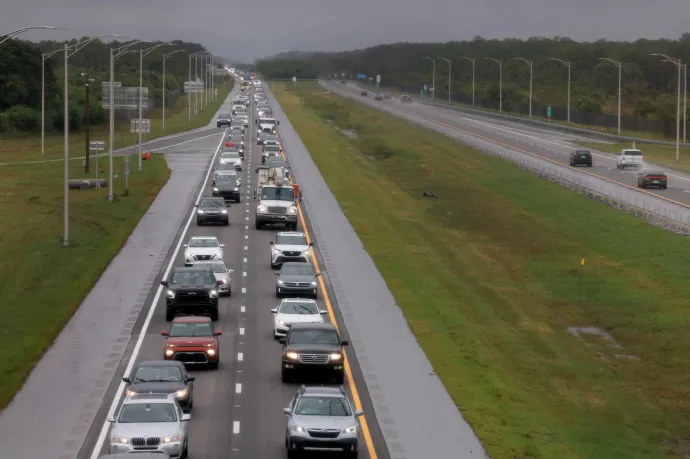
0,38,220,135
256,35,690,136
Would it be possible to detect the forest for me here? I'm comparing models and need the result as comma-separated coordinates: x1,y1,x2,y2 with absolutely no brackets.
0,38,221,135
256,35,690,135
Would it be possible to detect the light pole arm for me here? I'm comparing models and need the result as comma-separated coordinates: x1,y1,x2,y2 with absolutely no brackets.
551,58,571,68
0,26,62,44
66,34,119,58
141,42,172,58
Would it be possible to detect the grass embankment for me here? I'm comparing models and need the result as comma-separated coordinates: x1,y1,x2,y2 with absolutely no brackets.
0,83,231,163
580,141,690,173
357,81,680,142
272,81,690,459
0,156,170,410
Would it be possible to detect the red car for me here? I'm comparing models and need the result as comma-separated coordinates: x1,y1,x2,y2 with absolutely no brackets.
161,316,222,369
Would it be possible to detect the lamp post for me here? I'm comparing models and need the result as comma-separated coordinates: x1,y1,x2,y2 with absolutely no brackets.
684,64,687,144
551,58,571,122
108,40,150,202
652,53,682,160
62,34,118,247
511,57,533,118
437,57,451,102
597,58,622,134
0,26,63,44
190,51,205,120
458,57,475,107
80,71,96,173
422,56,436,99
162,49,184,131
41,48,64,156
485,58,503,113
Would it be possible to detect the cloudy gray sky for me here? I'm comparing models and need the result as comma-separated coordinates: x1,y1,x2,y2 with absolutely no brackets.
1,0,688,62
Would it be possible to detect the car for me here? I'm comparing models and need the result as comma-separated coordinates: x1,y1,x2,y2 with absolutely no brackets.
213,163,238,184
270,231,313,268
258,133,278,146
235,114,249,127
637,169,668,189
212,174,241,203
229,134,244,147
219,151,243,171
383,93,392,99
284,385,362,459
229,124,244,136
216,113,231,127
569,149,593,167
215,169,241,186
195,260,232,295
99,453,171,459
340,80,347,84
275,262,321,298
122,361,195,412
360,90,367,96
400,94,412,102
161,316,222,368
271,298,327,338
263,138,280,150
195,197,229,226
374,92,383,100
616,148,644,169
162,266,220,321
107,393,190,458
183,236,224,265
262,144,282,163
280,322,348,383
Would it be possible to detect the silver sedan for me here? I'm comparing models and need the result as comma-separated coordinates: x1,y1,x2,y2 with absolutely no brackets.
195,261,232,295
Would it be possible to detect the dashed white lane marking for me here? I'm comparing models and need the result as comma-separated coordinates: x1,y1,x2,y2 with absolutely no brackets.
237,352,244,362
243,257,247,263
245,225,249,230
241,305,246,312
236,383,242,393
242,271,247,277
239,327,245,335
244,245,248,250
242,287,247,293
233,421,240,434
245,235,248,239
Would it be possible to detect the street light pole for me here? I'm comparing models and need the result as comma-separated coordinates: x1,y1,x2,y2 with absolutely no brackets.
0,26,63,44
597,58,622,134
41,48,63,157
437,57,451,102
485,58,503,113
684,64,687,144
162,49,184,131
511,57,533,118
652,53,682,160
551,58,571,122
459,57,475,107
422,56,436,99
81,71,95,173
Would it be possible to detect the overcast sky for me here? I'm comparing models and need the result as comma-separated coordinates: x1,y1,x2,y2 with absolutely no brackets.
2,0,688,62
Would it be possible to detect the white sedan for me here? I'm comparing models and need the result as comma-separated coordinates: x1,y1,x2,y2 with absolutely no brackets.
219,152,243,171
183,236,225,266
270,298,327,338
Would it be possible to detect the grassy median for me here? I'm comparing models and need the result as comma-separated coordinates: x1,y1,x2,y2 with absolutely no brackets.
0,83,231,163
272,81,690,459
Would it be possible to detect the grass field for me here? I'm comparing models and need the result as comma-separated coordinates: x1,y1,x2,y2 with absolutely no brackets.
0,83,231,164
271,81,690,459
580,141,690,173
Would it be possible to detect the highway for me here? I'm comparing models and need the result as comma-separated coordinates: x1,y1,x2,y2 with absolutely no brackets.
83,80,389,459
326,81,690,212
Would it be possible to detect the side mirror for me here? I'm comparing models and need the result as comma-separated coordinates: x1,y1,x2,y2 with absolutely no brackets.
283,407,291,415
341,340,349,346
217,280,223,286
194,204,198,207
275,271,280,275
181,414,191,421
122,377,131,383
161,280,169,287
279,338,286,344
220,244,226,247
315,273,321,277
161,331,169,336
183,244,188,248
277,120,280,125
255,119,257,124
107,416,115,423
187,376,195,382
270,308,278,313
320,310,327,315
309,242,314,246
355,410,364,417
269,241,274,245
214,331,223,336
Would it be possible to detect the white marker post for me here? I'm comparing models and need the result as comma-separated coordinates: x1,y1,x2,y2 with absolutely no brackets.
292,76,296,86
89,140,104,185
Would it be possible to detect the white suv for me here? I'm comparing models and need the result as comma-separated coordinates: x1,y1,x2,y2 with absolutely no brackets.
616,149,644,169
184,236,225,266
270,232,313,269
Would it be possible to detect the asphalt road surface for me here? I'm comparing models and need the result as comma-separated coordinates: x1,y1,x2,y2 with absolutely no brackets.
328,81,690,213
84,83,388,459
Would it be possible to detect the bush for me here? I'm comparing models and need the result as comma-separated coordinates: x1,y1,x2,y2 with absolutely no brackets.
6,105,39,131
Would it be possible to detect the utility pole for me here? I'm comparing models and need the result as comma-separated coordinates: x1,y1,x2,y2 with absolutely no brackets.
81,70,95,173
652,54,682,160
512,57,533,118
423,56,436,100
485,58,503,113
437,57,451,102
459,57,476,107
551,58,572,122
598,58,623,134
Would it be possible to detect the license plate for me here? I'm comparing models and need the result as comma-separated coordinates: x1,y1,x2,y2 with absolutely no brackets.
653,181,659,184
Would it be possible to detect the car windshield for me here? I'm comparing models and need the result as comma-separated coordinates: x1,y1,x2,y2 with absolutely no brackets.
133,366,183,383
171,271,214,285
199,199,224,207
264,146,280,152
576,151,590,155
261,187,294,201
263,136,278,141
217,172,238,179
216,164,234,170
118,403,178,423
644,171,665,176
260,119,276,126
222,152,240,159
189,238,219,247
216,175,236,183
218,114,230,118
294,396,351,416
279,301,319,315
169,322,213,337
288,330,340,345
624,150,643,156
275,235,307,246
231,125,243,130
281,264,314,276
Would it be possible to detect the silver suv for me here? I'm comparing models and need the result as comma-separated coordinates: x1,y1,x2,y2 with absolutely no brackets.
108,393,190,458
283,385,363,458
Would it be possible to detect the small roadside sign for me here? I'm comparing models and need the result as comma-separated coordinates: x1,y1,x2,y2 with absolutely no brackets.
130,119,150,134
376,75,380,83
547,106,552,119
89,141,104,151
292,76,297,83
423,84,428,91
124,158,131,176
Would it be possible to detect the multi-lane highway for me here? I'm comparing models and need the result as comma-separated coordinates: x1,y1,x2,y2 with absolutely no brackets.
327,81,690,212
81,80,389,459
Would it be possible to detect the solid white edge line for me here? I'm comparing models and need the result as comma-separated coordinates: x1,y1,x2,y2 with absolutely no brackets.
88,126,229,459
153,132,221,151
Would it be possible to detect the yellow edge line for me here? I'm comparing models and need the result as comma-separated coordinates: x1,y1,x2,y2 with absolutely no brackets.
276,148,379,459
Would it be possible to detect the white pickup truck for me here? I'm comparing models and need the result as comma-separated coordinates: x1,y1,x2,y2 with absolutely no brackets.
616,149,644,169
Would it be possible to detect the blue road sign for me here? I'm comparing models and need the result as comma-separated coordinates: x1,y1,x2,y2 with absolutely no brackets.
423,84,428,90
357,74,367,79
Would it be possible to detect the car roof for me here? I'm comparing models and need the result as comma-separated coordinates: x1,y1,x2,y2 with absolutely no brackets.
642,169,665,175
195,260,227,267
100,453,171,459
172,315,212,324
289,322,337,331
171,266,213,273
281,262,313,268
301,385,346,396
137,360,185,368
277,231,306,237
281,297,317,304
123,393,176,404
190,236,219,240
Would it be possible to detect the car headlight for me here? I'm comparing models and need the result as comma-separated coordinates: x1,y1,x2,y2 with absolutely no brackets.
221,209,228,214
175,388,188,398
197,210,205,214
277,280,285,286
126,389,136,397
165,349,174,356
344,424,357,434
329,353,342,361
290,423,305,433
111,436,129,444
301,249,311,255
214,252,222,259
276,319,286,326
166,290,175,299
286,351,299,360
288,207,297,214
163,434,181,443
311,281,317,287
257,205,267,213
210,290,218,298
184,252,191,259
213,187,219,192
234,187,239,191
206,349,216,356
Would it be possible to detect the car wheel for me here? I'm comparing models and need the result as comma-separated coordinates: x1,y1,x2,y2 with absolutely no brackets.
224,219,229,226
210,309,219,321
334,372,345,385
196,218,202,226
165,310,175,321
346,451,358,459
276,288,282,298
282,369,292,383
663,185,668,189
209,361,219,370
255,220,262,230
287,448,297,459
236,197,241,203
182,439,188,458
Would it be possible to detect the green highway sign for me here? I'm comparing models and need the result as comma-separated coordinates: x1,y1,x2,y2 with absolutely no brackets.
547,106,552,118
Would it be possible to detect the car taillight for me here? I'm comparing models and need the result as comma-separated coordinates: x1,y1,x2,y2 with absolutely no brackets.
622,156,626,160
217,280,225,285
